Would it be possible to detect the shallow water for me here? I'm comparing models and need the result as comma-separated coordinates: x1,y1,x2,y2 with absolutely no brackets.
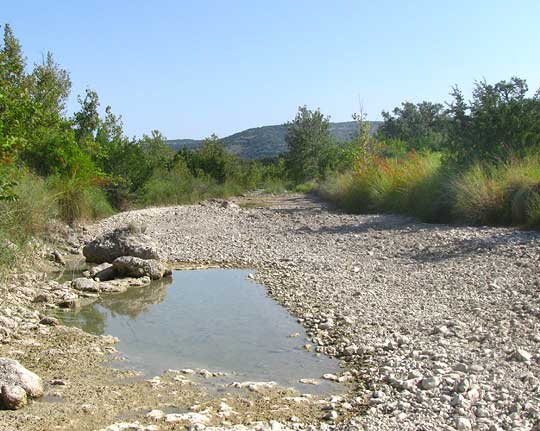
56,269,342,392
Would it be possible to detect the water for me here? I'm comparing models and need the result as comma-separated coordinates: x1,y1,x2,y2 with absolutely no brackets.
56,269,342,392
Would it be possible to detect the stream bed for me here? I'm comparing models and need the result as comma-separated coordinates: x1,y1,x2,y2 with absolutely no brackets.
55,268,343,393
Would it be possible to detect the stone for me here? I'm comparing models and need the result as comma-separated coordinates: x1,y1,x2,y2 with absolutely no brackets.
113,256,168,280
145,409,164,420
454,417,472,431
0,358,43,399
89,262,116,281
324,410,338,421
53,250,65,265
83,227,160,264
420,376,440,390
322,373,339,381
72,277,100,293
165,412,211,424
1,384,27,410
39,316,59,326
299,378,319,385
513,349,532,363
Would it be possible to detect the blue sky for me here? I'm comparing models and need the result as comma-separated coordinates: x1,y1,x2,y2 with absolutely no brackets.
4,0,540,139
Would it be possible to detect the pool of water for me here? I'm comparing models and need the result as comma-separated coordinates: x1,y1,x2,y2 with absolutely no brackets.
55,269,342,392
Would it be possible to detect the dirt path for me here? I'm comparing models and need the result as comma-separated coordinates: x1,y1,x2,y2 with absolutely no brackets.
2,193,540,430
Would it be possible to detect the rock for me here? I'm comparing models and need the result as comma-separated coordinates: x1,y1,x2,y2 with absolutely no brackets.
39,316,59,326
113,256,168,280
299,378,319,385
0,358,43,399
52,250,65,265
513,348,532,363
83,227,160,264
165,412,211,424
221,200,240,210
58,298,81,309
324,410,338,421
0,385,27,410
322,373,339,381
454,417,472,430
72,277,100,293
89,262,116,281
420,376,440,390
230,381,277,392
100,277,151,293
145,409,165,420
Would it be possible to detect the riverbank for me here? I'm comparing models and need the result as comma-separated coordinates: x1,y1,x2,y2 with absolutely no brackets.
2,193,539,430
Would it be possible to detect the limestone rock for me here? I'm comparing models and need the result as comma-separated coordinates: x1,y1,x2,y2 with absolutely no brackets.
89,262,116,281
72,277,100,292
113,256,168,280
1,384,27,410
0,358,43,399
83,227,160,264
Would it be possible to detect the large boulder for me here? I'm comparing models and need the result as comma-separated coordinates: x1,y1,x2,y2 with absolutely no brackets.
83,227,160,264
113,256,170,280
0,358,43,410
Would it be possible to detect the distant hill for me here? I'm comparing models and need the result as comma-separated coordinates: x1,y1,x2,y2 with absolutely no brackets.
166,121,382,159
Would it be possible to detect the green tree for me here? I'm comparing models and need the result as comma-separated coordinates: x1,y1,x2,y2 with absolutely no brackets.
378,101,448,151
73,88,100,154
447,77,540,163
0,23,32,162
284,106,333,183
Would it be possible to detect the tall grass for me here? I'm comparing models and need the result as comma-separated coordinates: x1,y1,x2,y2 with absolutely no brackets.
319,151,540,229
0,170,57,268
452,153,540,227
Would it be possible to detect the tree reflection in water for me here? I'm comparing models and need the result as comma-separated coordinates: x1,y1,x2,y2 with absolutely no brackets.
57,277,172,335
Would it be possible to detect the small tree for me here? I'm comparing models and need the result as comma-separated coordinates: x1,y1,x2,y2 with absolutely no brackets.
284,106,332,183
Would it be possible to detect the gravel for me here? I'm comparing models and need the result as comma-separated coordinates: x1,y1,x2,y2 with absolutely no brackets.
81,194,540,429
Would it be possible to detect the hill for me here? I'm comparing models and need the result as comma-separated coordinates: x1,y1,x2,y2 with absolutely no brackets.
166,121,381,159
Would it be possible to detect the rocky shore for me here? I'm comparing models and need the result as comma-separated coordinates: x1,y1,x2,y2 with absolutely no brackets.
1,193,539,430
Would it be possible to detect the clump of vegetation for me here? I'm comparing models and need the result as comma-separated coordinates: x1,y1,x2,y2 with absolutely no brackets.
318,77,540,229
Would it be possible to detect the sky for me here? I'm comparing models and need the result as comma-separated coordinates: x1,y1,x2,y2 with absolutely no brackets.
3,0,540,139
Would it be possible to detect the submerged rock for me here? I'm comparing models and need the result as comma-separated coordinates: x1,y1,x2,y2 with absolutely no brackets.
83,227,160,264
0,358,43,410
113,256,170,280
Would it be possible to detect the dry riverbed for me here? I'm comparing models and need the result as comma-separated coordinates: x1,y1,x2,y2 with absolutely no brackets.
1,193,540,430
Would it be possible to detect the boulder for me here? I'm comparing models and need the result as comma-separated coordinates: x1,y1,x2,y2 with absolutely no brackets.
83,227,160,264
0,358,43,402
72,277,100,293
113,256,169,280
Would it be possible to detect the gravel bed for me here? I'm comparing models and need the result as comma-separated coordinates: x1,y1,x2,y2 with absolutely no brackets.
84,193,540,431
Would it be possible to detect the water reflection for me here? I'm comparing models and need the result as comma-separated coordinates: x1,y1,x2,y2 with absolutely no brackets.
56,269,342,391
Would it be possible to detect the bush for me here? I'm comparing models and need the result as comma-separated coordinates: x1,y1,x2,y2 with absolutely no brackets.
451,154,540,227
48,176,114,224
320,152,445,218
0,170,57,268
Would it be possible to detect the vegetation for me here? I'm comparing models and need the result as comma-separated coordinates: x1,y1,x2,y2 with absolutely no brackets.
319,78,540,228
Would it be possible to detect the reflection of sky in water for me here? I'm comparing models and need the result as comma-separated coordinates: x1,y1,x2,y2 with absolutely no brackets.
57,269,342,391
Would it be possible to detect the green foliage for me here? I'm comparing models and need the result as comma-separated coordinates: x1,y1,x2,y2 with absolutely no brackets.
285,106,335,182
319,152,446,220
377,101,448,151
447,77,540,163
